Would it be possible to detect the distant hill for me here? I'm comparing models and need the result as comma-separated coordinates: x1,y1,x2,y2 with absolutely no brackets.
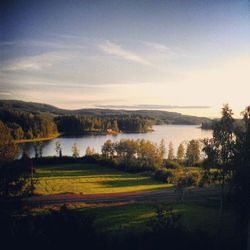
0,99,211,125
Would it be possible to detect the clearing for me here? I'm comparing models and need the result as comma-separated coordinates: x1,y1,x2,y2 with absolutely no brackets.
34,163,172,195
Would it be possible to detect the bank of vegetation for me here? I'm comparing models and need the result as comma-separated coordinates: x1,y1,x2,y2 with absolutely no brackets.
0,100,211,142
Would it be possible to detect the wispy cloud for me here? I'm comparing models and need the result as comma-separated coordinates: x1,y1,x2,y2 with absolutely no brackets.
98,41,152,66
0,51,76,72
0,91,11,97
0,39,86,50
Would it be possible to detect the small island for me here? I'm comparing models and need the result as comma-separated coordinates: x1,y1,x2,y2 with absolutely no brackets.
0,100,210,143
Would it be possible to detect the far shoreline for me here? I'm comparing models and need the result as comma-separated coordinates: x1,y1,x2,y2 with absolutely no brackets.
15,133,61,144
14,124,206,144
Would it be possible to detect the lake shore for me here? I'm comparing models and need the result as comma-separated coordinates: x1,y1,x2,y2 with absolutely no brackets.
14,128,155,143
15,133,61,144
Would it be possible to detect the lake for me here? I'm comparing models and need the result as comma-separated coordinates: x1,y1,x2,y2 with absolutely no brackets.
19,125,212,158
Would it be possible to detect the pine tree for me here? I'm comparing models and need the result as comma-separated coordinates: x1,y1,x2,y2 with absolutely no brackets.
72,143,80,158
168,141,174,160
177,143,185,162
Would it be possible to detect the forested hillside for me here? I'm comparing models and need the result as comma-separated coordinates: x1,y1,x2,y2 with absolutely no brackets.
0,100,210,123
0,100,211,141
0,109,58,140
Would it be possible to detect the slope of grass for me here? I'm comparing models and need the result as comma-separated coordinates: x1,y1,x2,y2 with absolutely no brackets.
76,200,235,236
35,163,172,195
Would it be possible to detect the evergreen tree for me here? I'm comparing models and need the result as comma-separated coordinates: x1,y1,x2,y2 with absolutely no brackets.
72,143,80,158
159,139,166,159
186,140,200,166
167,142,174,160
177,143,185,162
85,146,95,156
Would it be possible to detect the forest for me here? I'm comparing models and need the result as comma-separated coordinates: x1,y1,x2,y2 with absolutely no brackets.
0,108,154,140
0,100,211,141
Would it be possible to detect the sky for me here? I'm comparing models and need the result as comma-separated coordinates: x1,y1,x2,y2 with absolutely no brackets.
0,0,249,118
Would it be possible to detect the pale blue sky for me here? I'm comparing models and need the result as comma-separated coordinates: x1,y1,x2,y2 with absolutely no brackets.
0,0,249,117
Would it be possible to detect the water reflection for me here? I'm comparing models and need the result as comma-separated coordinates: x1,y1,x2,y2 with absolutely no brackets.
18,125,212,158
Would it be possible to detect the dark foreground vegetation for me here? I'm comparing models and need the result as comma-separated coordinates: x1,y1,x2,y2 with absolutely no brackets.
0,100,210,141
0,104,249,250
0,202,243,250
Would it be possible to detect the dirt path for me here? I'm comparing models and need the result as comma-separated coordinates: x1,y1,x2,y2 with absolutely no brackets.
24,187,219,206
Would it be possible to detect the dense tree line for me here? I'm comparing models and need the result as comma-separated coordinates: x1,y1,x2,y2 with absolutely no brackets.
0,120,34,199
55,115,119,134
0,109,58,140
202,104,250,249
117,117,153,132
102,139,164,171
0,100,211,125
0,108,154,141
55,115,153,134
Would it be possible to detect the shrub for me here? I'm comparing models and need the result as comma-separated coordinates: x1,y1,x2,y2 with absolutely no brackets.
154,168,175,183
164,160,182,169
176,172,200,187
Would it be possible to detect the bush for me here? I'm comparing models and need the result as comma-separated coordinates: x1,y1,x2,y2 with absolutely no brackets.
164,160,182,169
176,172,200,187
154,168,175,183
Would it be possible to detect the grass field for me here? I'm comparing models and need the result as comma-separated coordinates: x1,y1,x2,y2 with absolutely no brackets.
32,200,234,238
34,163,172,195
80,201,233,234
32,163,235,242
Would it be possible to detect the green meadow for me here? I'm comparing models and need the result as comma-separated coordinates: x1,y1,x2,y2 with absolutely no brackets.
80,201,234,235
35,163,172,195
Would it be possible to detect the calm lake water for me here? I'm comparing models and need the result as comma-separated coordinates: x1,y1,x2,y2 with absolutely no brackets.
19,125,212,158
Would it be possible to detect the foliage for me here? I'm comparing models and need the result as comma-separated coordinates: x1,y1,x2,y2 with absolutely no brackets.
33,142,44,158
185,140,201,166
148,206,181,232
154,168,175,183
71,143,80,158
159,139,166,160
55,115,153,134
102,139,164,171
154,167,203,188
102,139,115,158
55,141,62,157
0,201,240,250
85,146,95,156
167,141,175,160
0,99,211,125
164,159,182,169
0,205,99,249
0,160,35,198
0,109,58,140
177,143,185,162
231,106,250,225
0,120,19,161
